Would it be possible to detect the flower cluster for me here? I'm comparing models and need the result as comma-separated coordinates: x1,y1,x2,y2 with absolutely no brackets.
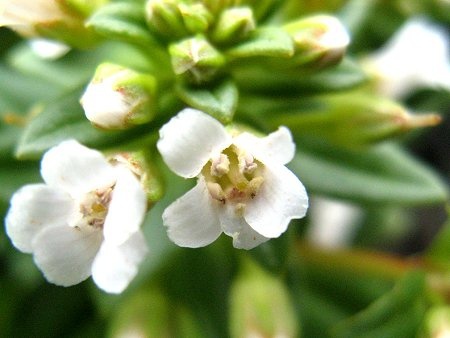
3,0,447,298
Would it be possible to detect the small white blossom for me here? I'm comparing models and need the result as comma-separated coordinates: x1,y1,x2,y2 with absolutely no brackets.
365,17,450,98
157,109,308,250
0,0,71,36
5,140,148,293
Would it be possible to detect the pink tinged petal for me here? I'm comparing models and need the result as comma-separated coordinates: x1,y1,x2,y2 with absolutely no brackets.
162,176,222,248
92,231,148,294
244,164,308,238
32,225,103,287
103,167,147,245
218,205,269,250
157,108,232,178
40,140,116,197
5,184,77,253
234,127,295,165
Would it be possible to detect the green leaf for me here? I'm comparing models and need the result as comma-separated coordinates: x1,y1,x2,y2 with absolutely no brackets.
226,27,294,59
426,218,450,269
15,88,151,159
87,2,159,46
331,271,427,338
289,140,448,205
176,79,238,123
233,58,367,95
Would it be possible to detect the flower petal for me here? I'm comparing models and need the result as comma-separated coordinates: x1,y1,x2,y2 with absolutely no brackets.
244,164,308,238
157,108,232,178
5,184,77,253
32,225,103,287
218,205,269,250
234,127,295,165
103,166,147,245
162,176,222,247
92,231,148,294
41,140,116,197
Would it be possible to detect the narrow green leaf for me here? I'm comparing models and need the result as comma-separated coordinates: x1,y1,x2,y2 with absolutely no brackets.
15,88,150,159
290,140,448,205
226,27,294,59
0,161,40,207
426,218,450,269
176,79,238,123
233,58,367,95
87,2,159,46
331,271,427,338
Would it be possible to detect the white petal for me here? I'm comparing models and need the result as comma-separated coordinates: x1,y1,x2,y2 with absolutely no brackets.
41,140,116,197
80,79,131,129
157,108,232,178
29,39,70,59
103,166,147,245
92,231,148,294
5,184,77,253
162,176,222,247
244,164,308,238
234,127,295,165
32,225,103,287
218,205,269,250
369,18,450,98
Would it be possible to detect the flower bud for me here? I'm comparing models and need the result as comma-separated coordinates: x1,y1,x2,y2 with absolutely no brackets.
80,63,157,130
169,36,226,84
270,91,441,146
109,287,203,338
229,258,298,338
145,0,188,40
0,0,102,48
211,7,256,45
283,15,350,69
178,3,212,34
108,150,164,205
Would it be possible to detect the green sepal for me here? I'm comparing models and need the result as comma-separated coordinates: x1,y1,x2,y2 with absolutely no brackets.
226,27,294,59
176,78,238,123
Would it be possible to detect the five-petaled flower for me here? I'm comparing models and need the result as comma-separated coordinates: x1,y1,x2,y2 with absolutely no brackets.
157,108,308,250
5,140,148,293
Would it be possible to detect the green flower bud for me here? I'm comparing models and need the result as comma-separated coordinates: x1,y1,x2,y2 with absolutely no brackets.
169,36,226,84
211,6,256,45
229,258,298,338
179,3,212,34
108,150,164,205
145,0,188,40
201,0,239,15
283,15,350,69
109,287,204,338
80,63,157,130
267,91,442,146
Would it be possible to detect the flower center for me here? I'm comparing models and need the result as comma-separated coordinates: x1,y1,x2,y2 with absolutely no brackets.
78,186,114,229
202,145,264,208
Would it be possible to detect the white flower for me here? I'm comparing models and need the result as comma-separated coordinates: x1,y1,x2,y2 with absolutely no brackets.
157,109,308,250
5,140,148,293
365,17,450,98
0,0,71,36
